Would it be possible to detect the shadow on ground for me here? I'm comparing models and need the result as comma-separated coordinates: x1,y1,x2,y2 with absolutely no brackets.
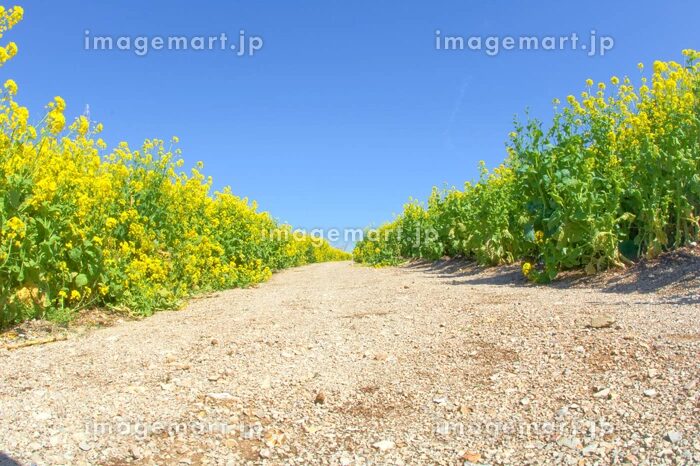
0,453,21,466
405,257,529,286
404,246,700,304
589,248,700,304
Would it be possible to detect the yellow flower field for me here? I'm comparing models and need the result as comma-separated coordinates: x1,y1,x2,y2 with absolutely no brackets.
355,49,700,283
0,7,349,326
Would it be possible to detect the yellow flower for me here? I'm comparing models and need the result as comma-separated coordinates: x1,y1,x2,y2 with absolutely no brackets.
77,116,89,136
15,287,33,306
70,290,81,302
521,262,532,276
6,216,26,238
534,230,544,243
3,78,17,95
610,76,620,86
5,42,17,58
47,103,66,134
585,79,593,87
9,6,23,26
53,96,66,111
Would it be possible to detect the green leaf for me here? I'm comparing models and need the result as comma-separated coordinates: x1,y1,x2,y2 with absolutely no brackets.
75,274,89,288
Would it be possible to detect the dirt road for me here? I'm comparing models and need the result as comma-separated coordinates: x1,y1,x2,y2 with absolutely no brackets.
1,260,698,465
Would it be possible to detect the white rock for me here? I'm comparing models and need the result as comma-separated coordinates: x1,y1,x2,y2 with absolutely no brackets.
582,443,598,455
130,445,144,460
372,440,395,451
589,314,616,329
34,411,52,421
557,437,581,450
643,389,657,398
79,441,92,451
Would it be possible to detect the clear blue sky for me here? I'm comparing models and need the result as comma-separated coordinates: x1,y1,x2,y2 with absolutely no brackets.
5,1,699,248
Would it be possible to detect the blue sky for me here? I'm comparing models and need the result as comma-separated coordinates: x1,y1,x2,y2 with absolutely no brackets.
5,1,699,248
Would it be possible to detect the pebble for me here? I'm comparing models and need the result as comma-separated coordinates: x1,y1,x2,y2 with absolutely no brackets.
34,411,52,421
643,389,657,398
461,451,482,462
130,445,144,460
590,314,616,329
79,441,92,451
557,437,581,450
206,392,234,400
665,431,682,444
372,440,395,451
582,443,598,455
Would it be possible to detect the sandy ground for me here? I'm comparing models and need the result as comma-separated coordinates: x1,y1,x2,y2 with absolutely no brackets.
0,255,699,465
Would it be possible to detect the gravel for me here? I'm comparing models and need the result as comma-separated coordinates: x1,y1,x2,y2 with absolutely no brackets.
0,259,699,465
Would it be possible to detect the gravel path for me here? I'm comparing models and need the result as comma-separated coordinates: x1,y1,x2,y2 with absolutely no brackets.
1,260,699,465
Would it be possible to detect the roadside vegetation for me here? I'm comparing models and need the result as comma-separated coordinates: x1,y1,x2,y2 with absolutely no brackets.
0,6,349,327
355,50,700,283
